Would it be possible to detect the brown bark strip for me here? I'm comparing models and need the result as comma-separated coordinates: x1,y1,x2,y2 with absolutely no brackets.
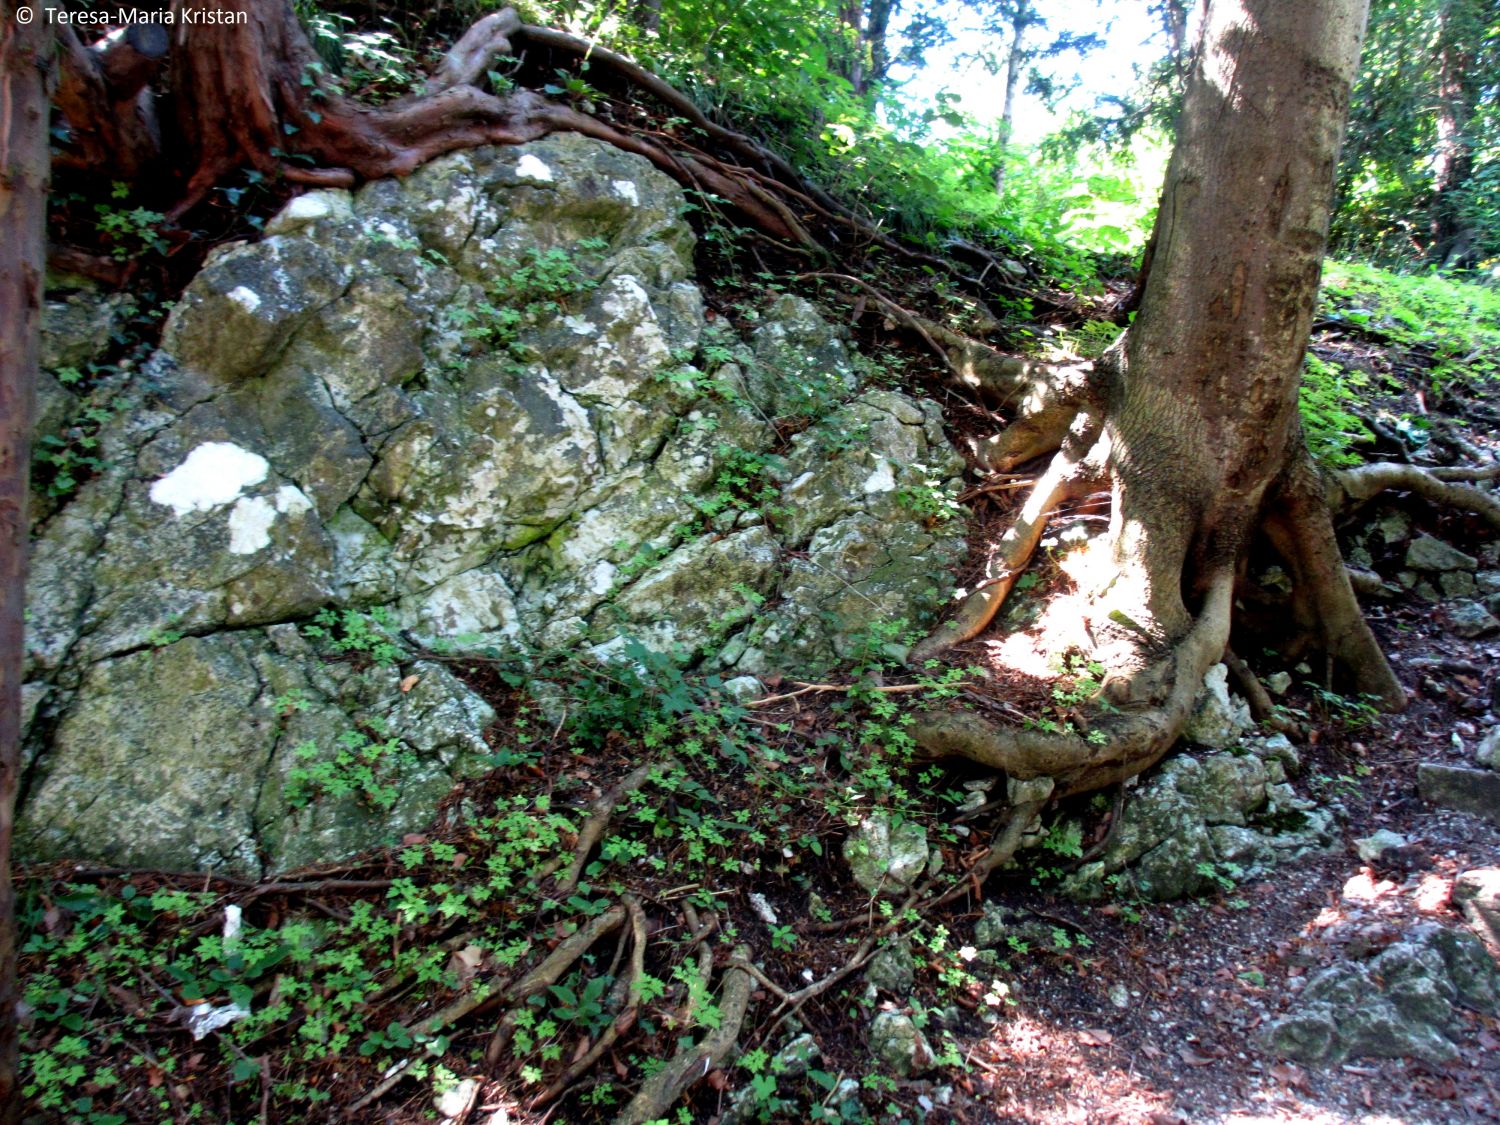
0,9,53,1120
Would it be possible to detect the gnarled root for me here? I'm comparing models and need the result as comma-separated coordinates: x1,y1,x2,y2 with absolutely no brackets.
1330,461,1500,530
913,572,1235,797
614,945,754,1125
910,408,1104,664
1266,457,1406,708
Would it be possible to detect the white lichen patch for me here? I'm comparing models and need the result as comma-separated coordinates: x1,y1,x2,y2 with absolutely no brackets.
563,315,597,336
149,442,270,517
274,485,313,516
227,496,277,555
515,154,555,183
611,179,640,205
226,286,262,313
588,559,618,595
862,459,897,494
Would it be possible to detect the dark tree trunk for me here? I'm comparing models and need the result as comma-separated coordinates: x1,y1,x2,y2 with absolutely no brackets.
1429,0,1482,267
0,8,53,1121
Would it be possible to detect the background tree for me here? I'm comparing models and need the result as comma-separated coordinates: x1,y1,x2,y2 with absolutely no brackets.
1332,0,1500,267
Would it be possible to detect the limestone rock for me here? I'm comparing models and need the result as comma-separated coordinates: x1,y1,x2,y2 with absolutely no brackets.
1453,868,1500,955
1061,737,1333,902
1405,534,1477,572
16,630,493,875
868,1011,935,1077
1418,763,1500,824
22,135,966,873
1354,829,1409,863
866,937,916,997
1446,600,1500,639
1182,663,1253,749
844,812,929,896
1477,727,1499,770
1260,925,1499,1065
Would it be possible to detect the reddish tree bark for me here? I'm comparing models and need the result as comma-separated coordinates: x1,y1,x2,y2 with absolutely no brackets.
0,5,54,1120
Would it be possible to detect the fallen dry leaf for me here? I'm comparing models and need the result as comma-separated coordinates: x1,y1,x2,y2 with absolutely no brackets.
1077,1028,1113,1047
1178,1047,1215,1067
1270,1062,1307,1088
448,944,484,984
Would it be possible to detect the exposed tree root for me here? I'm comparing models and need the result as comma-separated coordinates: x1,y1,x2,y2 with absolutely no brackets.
554,761,664,898
1331,461,1500,530
531,896,649,1109
1223,648,1298,735
482,904,630,1066
1265,458,1406,708
910,410,1103,664
913,572,1235,797
614,945,754,1125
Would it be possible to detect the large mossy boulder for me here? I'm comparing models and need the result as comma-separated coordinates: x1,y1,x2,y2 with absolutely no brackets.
20,135,965,875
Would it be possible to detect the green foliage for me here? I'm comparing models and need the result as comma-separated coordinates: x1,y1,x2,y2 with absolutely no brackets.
1320,261,1500,393
441,239,607,371
284,729,416,810
1299,355,1376,468
302,605,405,664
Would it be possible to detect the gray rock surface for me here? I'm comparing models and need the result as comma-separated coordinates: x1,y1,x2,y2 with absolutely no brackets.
1453,868,1500,955
21,136,965,874
868,1011,935,1077
1446,600,1500,638
844,812,930,896
1478,727,1500,770
1405,535,1477,572
1260,924,1499,1065
1182,663,1254,749
1418,763,1500,823
1061,736,1335,902
866,937,916,997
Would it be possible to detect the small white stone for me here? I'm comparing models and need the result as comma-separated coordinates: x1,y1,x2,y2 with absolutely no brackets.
434,1077,481,1120
748,892,779,925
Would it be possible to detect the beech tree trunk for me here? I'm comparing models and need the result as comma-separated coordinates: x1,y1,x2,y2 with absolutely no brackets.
0,8,53,1120
913,0,1400,796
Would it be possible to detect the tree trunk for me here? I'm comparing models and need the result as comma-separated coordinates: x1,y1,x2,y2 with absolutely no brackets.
915,0,1400,796
0,9,53,1121
1429,0,1481,267
993,6,1029,196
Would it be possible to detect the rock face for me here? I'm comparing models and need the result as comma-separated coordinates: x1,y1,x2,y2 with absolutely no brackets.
1261,924,1500,1065
21,136,964,875
1061,734,1333,902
